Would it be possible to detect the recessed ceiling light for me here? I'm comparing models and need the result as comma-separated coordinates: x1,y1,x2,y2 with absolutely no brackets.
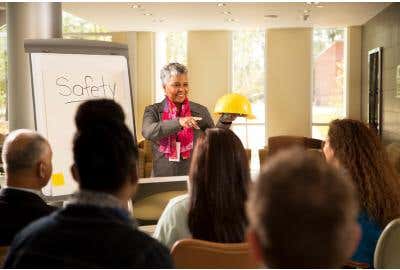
316,5,324,8
143,13,153,16
264,14,278,19
225,18,237,22
129,3,141,9
221,11,232,15
217,3,226,7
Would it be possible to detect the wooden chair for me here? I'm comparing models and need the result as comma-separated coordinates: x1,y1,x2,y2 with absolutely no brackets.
171,239,258,268
374,217,400,268
138,139,153,178
0,246,9,266
343,260,369,268
259,135,323,167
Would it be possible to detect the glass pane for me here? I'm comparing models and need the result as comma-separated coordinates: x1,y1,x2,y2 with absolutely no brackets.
155,32,187,103
232,31,265,124
0,25,8,133
312,125,329,140
165,32,187,65
231,124,265,174
312,28,345,138
62,11,109,34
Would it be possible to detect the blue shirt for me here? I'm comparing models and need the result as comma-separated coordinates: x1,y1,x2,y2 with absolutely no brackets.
352,211,382,267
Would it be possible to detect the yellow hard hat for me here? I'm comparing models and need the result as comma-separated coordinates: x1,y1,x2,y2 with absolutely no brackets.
214,93,256,119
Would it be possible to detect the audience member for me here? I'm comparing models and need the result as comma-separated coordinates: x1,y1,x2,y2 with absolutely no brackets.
0,129,56,246
247,148,360,268
4,100,173,268
154,128,250,248
323,119,400,266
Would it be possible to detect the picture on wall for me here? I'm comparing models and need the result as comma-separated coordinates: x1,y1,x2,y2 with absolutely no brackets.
368,47,382,137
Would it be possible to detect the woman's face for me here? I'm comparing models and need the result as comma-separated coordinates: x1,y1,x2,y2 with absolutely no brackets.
164,74,189,104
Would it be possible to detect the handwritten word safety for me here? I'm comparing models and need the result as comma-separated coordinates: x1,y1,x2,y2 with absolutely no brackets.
56,75,117,104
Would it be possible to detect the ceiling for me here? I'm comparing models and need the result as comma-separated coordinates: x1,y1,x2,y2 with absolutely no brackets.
62,2,391,32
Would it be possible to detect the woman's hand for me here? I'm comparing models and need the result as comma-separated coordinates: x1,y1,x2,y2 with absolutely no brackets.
219,113,239,124
179,117,202,129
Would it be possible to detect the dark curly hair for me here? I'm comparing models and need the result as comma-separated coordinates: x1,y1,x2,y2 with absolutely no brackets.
327,119,400,227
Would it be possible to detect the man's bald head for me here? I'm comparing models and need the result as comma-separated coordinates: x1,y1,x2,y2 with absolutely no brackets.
2,129,51,176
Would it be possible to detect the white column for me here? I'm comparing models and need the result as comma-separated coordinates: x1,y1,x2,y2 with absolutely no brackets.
7,2,62,130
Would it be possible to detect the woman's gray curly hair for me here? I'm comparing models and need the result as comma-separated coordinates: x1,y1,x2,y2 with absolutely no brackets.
160,62,188,87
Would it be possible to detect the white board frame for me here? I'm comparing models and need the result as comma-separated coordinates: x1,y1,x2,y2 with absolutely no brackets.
25,39,136,198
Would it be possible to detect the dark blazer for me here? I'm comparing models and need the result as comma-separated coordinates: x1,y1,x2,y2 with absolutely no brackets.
4,204,173,268
142,99,217,177
0,188,56,246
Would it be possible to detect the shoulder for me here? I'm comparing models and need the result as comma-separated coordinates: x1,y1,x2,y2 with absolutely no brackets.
358,211,382,233
125,228,174,267
165,194,189,213
9,212,57,250
189,101,209,113
145,99,166,112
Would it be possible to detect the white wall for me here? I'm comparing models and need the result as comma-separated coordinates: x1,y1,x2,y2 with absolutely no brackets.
347,26,362,120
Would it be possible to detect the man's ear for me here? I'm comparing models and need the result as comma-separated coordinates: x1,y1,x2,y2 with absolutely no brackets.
70,164,80,184
246,228,265,267
37,161,46,179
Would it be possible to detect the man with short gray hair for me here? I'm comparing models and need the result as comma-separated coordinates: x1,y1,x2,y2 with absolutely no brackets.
0,129,56,245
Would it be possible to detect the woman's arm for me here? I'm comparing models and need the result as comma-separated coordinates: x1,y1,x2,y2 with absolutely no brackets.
142,105,182,142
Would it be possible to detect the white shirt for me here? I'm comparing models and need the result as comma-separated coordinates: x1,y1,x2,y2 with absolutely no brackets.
153,194,191,249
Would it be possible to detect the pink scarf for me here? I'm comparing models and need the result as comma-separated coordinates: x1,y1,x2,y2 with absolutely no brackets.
159,97,194,160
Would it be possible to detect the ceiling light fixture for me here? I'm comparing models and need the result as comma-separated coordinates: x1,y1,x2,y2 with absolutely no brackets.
143,13,153,16
217,3,226,7
225,18,237,22
129,3,141,9
221,11,232,15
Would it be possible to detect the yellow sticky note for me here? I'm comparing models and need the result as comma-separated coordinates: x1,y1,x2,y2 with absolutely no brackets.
51,173,65,186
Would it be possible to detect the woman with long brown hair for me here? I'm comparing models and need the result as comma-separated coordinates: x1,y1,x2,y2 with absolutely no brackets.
323,119,400,267
154,128,250,248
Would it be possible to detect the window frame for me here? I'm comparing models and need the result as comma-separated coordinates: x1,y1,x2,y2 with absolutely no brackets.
311,27,348,140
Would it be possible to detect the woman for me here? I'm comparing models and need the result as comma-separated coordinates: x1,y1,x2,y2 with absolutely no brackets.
323,119,400,267
142,62,234,177
153,128,250,248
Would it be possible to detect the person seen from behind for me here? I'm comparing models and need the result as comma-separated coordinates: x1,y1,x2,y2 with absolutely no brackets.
323,119,400,267
247,148,360,268
154,128,250,248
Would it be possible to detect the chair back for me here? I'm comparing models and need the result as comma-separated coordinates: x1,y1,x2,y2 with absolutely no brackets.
374,218,400,268
259,136,323,168
0,246,9,266
138,139,153,177
268,135,322,155
171,238,257,268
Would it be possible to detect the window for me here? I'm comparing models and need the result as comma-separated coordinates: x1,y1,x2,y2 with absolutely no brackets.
312,28,346,139
0,25,7,134
155,32,187,102
231,31,265,173
62,11,112,41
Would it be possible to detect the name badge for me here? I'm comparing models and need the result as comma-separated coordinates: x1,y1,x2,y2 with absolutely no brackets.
169,142,181,162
